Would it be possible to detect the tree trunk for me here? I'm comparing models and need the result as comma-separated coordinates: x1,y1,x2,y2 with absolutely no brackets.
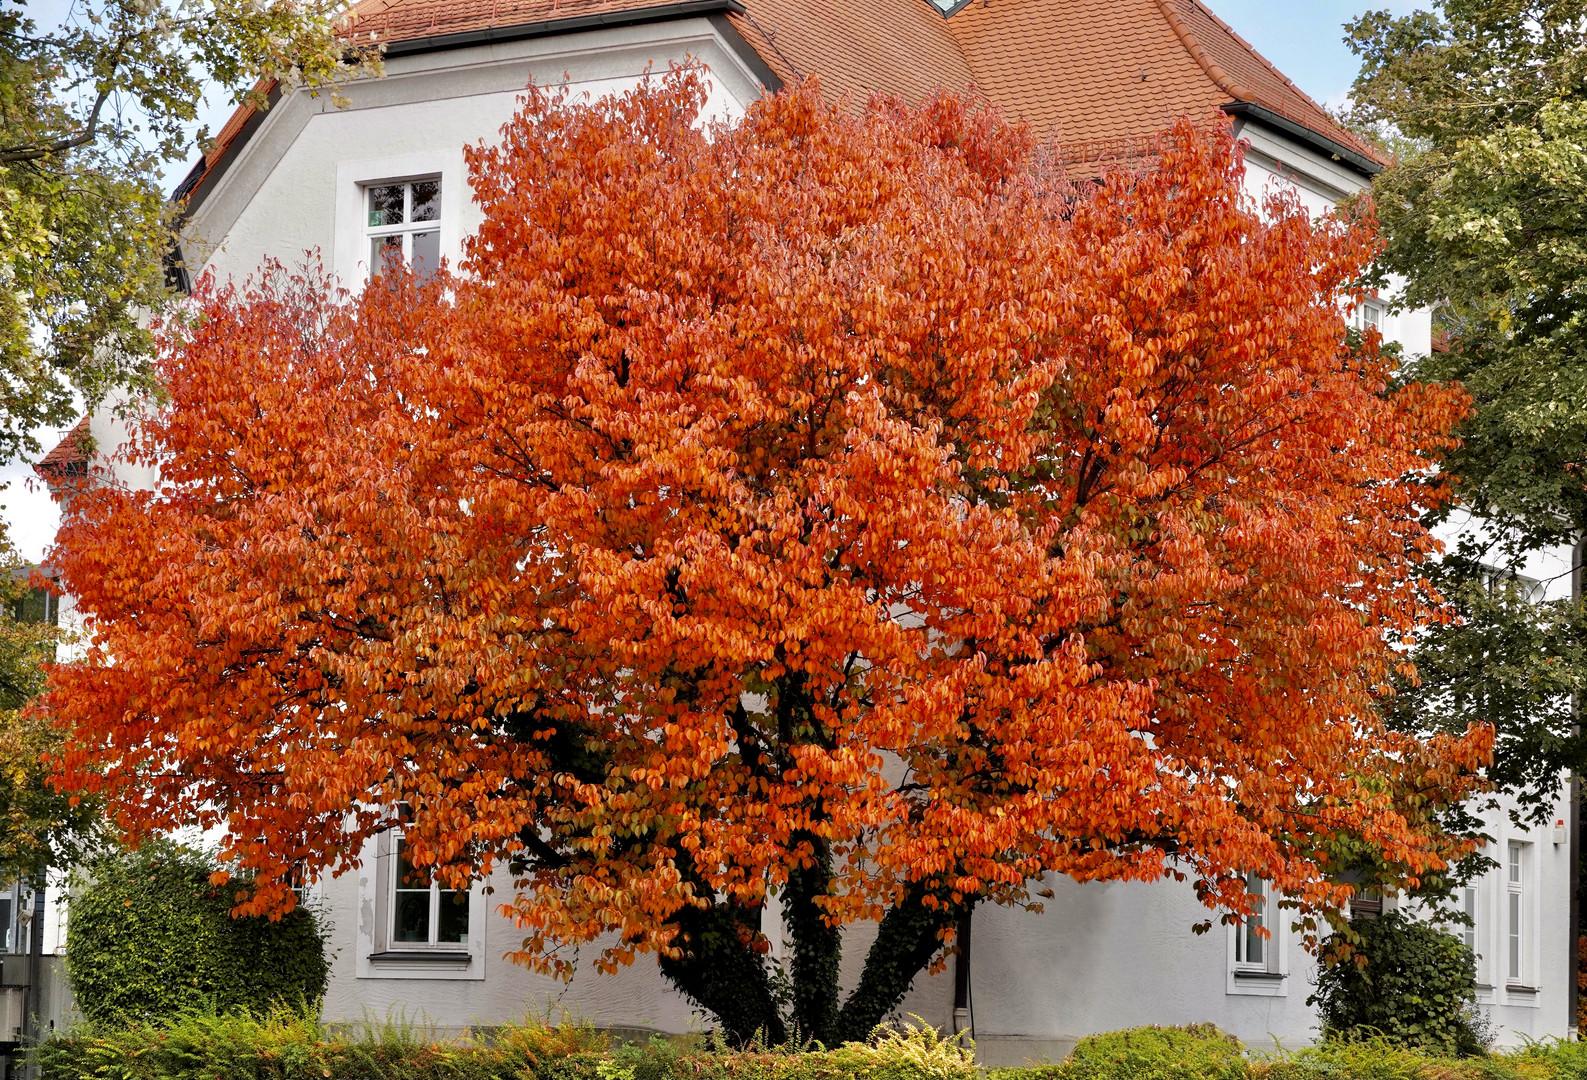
654,877,970,1047
833,884,971,1044
657,899,786,1045
782,832,842,1044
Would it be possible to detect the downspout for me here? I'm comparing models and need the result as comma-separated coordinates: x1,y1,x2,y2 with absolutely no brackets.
1572,535,1583,1037
952,910,973,1041
22,877,42,1074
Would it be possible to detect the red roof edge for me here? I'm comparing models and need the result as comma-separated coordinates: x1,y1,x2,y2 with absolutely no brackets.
1154,0,1251,102
33,416,91,486
1154,0,1387,168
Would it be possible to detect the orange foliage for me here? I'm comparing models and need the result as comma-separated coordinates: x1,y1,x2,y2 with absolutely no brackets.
43,72,1485,1015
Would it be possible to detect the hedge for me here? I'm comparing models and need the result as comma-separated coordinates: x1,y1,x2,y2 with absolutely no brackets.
65,839,330,1025
32,1016,1587,1080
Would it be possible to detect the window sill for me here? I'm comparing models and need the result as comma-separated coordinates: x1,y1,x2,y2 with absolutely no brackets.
1505,984,1539,994
367,950,472,966
1232,971,1285,981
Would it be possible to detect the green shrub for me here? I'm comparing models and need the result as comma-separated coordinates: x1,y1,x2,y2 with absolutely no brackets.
64,838,330,1024
1309,910,1486,1058
828,1020,980,1080
1057,1025,1248,1080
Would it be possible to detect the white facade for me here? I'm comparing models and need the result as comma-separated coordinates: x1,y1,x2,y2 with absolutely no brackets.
55,15,1576,1061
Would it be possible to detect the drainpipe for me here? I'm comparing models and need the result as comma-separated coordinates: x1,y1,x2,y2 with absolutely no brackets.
22,878,42,1077
1572,535,1583,1038
951,910,973,1042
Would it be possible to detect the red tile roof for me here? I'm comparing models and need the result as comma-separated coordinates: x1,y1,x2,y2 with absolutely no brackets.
34,416,91,486
175,0,1385,212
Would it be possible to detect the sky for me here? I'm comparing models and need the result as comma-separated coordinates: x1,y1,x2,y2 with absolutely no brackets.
2,0,1433,566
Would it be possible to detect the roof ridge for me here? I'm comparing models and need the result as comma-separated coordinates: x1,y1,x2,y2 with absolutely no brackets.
1152,0,1249,102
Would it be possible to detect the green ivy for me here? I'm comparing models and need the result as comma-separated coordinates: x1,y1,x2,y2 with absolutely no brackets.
1308,911,1486,1058
64,839,329,1025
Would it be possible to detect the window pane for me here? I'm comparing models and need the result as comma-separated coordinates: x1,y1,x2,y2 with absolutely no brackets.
369,184,404,227
437,889,469,944
411,230,440,283
1509,842,1522,883
370,235,403,277
393,890,430,943
1462,887,1477,952
1238,874,1264,965
393,838,431,944
12,588,51,625
410,179,441,222
1508,891,1521,980
1243,919,1263,965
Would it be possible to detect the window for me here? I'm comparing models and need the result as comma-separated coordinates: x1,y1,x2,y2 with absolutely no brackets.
1234,874,1278,973
1506,841,1527,984
1460,884,1478,954
364,179,441,283
1228,874,1287,996
1479,563,1545,603
389,836,469,949
1353,299,1384,333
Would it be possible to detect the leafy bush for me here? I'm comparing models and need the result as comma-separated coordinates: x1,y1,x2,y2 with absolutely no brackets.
65,839,329,1024
1051,1025,1247,1080
828,1020,979,1080
1309,910,1485,1057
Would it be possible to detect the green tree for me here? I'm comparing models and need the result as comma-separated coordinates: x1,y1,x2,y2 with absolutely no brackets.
0,539,99,882
0,0,374,462
1347,0,1587,822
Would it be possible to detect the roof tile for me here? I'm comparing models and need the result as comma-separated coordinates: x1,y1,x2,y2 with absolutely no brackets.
176,0,1387,212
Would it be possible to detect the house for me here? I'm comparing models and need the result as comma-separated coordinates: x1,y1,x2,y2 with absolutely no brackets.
35,0,1577,1058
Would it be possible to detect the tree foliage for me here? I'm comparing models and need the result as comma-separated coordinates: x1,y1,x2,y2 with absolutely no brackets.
0,0,372,460
1346,1,1587,820
45,74,1488,1042
65,838,329,1025
0,542,99,882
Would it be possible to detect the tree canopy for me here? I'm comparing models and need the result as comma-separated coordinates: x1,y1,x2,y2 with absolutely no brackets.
0,0,371,461
1347,0,1587,820
45,73,1489,1043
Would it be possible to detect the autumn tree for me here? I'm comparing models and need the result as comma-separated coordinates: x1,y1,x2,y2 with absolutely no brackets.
45,74,1488,1043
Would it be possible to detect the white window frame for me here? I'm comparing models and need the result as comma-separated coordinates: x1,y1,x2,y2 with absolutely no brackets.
1460,883,1478,954
334,150,466,290
1457,877,1499,1003
354,827,487,981
364,178,444,283
1227,874,1288,996
387,832,471,951
1503,839,1540,1003
1478,563,1545,603
1353,298,1385,333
